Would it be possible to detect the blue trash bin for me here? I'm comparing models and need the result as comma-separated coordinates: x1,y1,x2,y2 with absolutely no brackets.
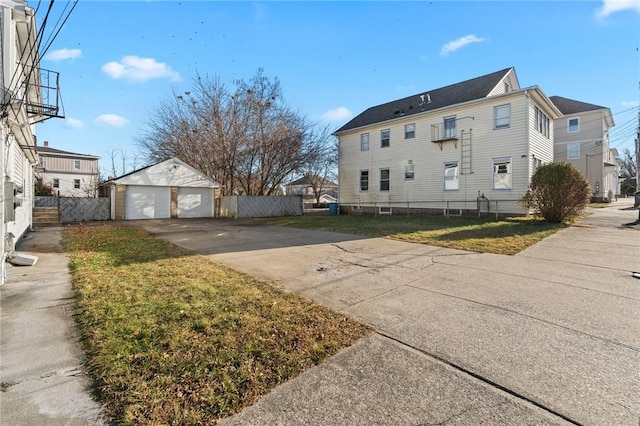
329,203,339,215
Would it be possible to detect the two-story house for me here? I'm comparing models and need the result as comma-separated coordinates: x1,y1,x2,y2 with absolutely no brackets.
286,176,338,205
549,96,617,202
36,141,100,197
334,67,562,215
1,0,63,277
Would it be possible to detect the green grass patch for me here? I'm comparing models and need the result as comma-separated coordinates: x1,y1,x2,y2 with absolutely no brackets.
64,225,371,424
258,215,563,255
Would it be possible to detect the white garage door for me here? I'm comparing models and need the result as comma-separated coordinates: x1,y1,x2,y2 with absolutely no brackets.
126,186,171,220
178,187,213,218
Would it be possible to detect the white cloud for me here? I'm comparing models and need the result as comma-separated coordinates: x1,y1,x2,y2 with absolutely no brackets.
45,48,82,61
622,100,640,107
66,117,84,128
95,114,129,127
440,34,486,56
101,56,180,83
596,0,640,18
321,107,353,122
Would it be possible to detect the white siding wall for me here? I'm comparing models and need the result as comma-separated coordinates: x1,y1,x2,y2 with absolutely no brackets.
6,139,32,242
339,93,539,213
528,100,555,180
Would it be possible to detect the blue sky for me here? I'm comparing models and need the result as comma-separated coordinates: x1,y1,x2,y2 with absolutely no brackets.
36,0,640,175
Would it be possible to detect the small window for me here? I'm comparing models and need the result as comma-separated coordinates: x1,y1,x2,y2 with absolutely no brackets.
404,164,414,180
444,161,459,190
568,117,580,133
74,179,80,189
494,104,510,129
567,143,580,160
379,207,392,215
381,129,390,148
444,116,456,138
52,178,59,188
73,159,81,170
493,157,512,190
360,133,369,151
380,168,390,191
359,170,369,191
404,123,415,139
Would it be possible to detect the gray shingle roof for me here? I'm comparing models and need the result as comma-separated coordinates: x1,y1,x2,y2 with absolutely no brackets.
37,146,99,159
549,96,605,115
334,67,513,134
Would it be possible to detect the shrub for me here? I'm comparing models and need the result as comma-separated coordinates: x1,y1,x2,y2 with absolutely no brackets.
34,182,54,196
521,162,591,223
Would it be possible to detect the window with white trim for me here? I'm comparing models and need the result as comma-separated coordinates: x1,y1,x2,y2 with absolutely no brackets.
492,157,512,190
73,159,81,170
404,164,414,180
381,129,390,148
359,170,369,191
52,178,59,188
444,161,459,190
494,104,510,129
380,168,390,191
74,179,81,189
444,116,456,138
568,117,580,133
535,107,550,138
404,123,415,139
360,133,369,151
567,143,580,160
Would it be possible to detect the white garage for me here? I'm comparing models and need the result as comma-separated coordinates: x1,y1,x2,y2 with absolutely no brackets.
107,157,221,220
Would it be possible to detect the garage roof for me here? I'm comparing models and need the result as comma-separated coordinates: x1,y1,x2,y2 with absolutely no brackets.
109,157,221,188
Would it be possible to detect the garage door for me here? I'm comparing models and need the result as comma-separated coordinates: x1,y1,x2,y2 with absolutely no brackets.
126,186,171,220
178,187,213,218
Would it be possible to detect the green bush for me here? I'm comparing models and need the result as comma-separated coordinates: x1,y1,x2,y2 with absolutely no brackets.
521,162,591,223
34,182,54,196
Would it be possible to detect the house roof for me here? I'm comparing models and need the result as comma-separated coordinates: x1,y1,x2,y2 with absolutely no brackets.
107,157,221,188
289,176,338,187
549,96,606,115
334,67,514,134
37,146,100,159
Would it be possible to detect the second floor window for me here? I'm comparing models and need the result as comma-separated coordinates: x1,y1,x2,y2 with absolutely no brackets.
381,129,390,148
444,116,456,138
360,133,369,151
404,123,415,139
568,117,580,133
494,104,510,129
74,159,81,170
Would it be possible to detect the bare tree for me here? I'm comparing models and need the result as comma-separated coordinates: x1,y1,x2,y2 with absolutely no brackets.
137,69,327,196
105,149,145,180
296,127,337,204
619,148,637,195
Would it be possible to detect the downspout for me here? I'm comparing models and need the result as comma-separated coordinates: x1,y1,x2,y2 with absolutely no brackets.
524,90,531,184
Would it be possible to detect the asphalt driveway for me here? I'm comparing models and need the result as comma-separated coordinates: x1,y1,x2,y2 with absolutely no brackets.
137,199,640,425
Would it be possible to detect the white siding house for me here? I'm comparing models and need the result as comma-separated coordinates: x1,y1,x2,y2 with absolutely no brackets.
549,96,617,201
334,68,562,215
36,142,100,197
1,0,63,281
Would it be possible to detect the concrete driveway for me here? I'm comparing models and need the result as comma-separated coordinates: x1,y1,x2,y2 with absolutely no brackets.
137,199,640,425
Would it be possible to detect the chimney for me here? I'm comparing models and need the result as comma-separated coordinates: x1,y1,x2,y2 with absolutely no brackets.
44,141,49,147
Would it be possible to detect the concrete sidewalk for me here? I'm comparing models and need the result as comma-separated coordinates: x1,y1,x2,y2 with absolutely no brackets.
0,227,106,425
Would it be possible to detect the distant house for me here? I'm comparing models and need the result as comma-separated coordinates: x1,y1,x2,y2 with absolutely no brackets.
549,96,617,201
286,176,338,205
334,67,562,215
36,142,100,197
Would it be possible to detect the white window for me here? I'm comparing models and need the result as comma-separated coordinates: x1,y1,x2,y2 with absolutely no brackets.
380,168,390,191
73,159,81,170
568,117,580,133
52,178,59,188
359,170,369,191
360,133,369,151
381,129,390,148
494,104,510,129
532,156,542,174
535,107,550,138
444,162,459,190
444,116,456,138
74,179,81,189
567,143,580,160
493,157,512,190
404,164,414,180
404,123,415,139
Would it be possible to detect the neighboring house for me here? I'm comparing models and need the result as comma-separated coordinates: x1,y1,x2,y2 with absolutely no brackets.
286,176,338,203
549,96,617,201
104,157,221,220
1,0,63,278
334,67,562,215
36,141,100,197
